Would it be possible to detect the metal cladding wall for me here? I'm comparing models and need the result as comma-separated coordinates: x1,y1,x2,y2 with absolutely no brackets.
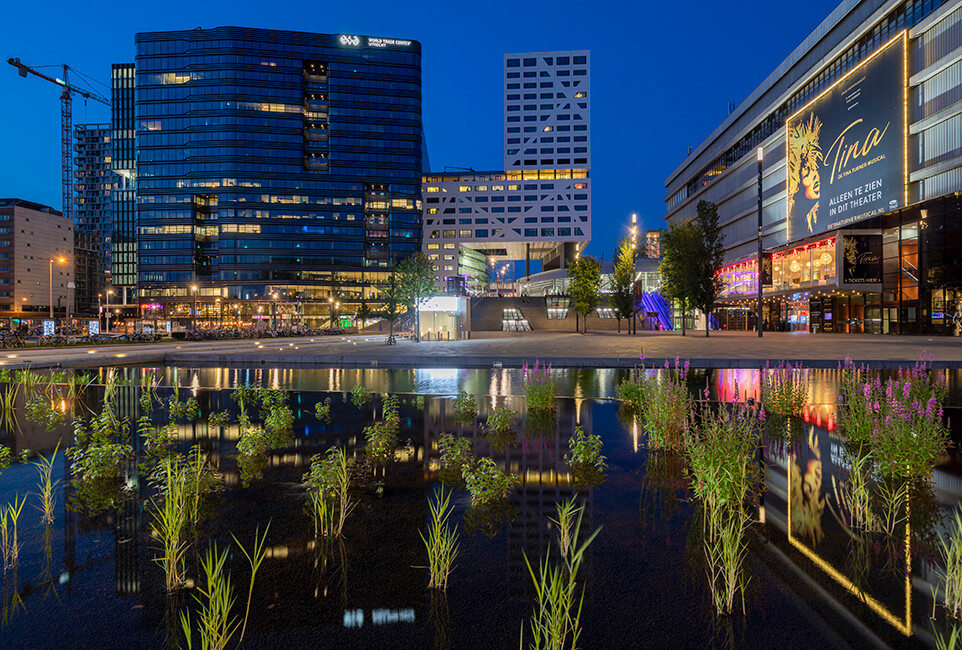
665,0,962,266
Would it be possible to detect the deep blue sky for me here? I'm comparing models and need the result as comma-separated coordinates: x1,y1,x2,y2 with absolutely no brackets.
2,0,841,262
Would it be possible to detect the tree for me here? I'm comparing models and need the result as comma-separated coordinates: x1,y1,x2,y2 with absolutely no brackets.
397,252,439,343
567,255,602,334
659,220,699,336
356,299,374,330
378,268,404,340
691,200,725,337
610,237,636,334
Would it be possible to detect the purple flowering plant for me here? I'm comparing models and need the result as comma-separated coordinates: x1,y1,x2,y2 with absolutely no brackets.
522,360,556,411
617,356,691,451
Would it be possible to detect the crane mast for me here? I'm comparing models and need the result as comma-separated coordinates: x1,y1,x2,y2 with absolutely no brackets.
6,58,110,223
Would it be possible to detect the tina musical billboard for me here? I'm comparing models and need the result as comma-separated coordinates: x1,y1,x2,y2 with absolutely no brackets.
786,32,906,240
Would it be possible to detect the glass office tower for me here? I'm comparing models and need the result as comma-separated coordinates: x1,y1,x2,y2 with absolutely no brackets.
132,27,423,327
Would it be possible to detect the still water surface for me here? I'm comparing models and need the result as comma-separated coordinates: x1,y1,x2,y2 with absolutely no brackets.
0,366,959,648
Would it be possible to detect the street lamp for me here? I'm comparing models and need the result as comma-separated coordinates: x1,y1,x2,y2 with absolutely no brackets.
631,213,638,335
270,292,277,329
191,285,198,330
328,296,334,327
49,256,65,322
105,289,113,333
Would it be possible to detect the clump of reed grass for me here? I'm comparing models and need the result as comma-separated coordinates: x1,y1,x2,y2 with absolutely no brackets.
32,443,60,526
685,401,760,615
521,497,601,649
1,495,26,571
233,524,270,644
618,356,691,451
0,380,21,433
760,361,808,416
181,544,237,650
830,449,877,534
523,360,556,411
304,447,356,538
935,508,962,619
168,379,200,422
462,457,518,507
420,487,459,591
151,457,191,591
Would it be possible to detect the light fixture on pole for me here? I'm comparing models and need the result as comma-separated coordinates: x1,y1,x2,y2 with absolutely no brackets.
631,212,638,335
756,146,764,338
49,256,65,322
191,285,198,330
105,289,113,333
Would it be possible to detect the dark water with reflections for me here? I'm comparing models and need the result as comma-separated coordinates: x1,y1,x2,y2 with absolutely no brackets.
0,365,960,648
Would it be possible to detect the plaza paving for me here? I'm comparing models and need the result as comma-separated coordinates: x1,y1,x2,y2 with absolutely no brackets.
1,329,960,369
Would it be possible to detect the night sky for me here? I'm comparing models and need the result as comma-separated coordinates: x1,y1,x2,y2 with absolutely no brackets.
2,0,841,269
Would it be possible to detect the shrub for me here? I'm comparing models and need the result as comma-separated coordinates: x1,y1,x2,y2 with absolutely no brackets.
438,432,472,476
364,394,399,465
315,397,332,423
523,360,556,411
350,384,373,409
485,406,518,452
564,426,606,472
462,457,518,506
838,357,949,479
453,391,476,423
208,411,231,428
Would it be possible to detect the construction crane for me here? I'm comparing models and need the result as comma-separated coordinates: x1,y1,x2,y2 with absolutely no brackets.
6,58,110,222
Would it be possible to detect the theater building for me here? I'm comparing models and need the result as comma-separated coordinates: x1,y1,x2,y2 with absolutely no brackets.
665,0,962,335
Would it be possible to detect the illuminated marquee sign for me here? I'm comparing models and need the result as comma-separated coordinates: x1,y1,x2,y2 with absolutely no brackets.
338,35,413,48
786,32,907,240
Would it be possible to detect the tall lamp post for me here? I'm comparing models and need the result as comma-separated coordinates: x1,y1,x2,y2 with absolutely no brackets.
191,284,198,331
756,146,764,338
105,289,113,333
49,256,65,322
630,212,638,335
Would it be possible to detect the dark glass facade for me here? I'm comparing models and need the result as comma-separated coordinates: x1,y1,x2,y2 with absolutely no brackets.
112,63,137,298
131,27,423,325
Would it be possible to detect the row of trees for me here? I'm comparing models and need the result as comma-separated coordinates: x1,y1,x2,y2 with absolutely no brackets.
658,200,725,337
566,199,724,336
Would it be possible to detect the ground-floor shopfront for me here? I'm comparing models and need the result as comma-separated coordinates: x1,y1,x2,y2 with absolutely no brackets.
714,195,962,336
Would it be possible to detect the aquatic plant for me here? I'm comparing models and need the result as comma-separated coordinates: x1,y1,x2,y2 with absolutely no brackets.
304,447,356,538
24,394,67,431
32,443,60,526
2,495,26,571
438,432,472,475
181,544,237,650
207,410,231,428
485,406,517,437
934,624,962,650
363,394,399,466
830,449,877,533
139,370,161,410
618,357,690,451
420,487,459,591
760,361,808,416
314,397,332,423
936,509,962,619
231,385,260,421
0,381,20,433
462,457,518,507
521,497,601,650
415,395,425,410
0,446,9,473
66,403,134,514
564,426,606,472
685,402,761,615
232,524,270,644
523,360,557,411
350,384,372,409
168,379,199,422
453,391,476,423
151,457,191,591
263,396,294,435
